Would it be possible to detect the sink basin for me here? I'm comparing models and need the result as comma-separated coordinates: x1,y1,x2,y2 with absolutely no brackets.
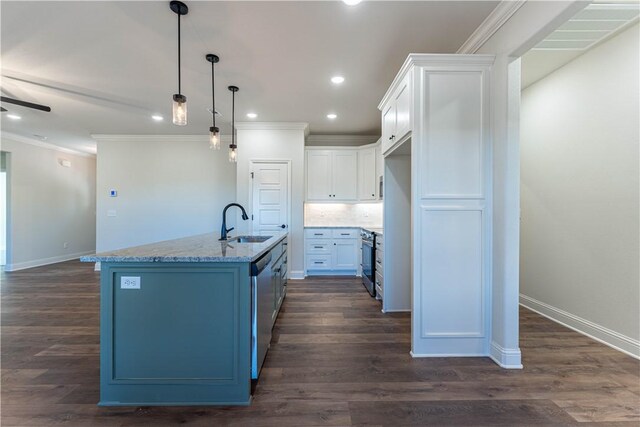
233,235,272,243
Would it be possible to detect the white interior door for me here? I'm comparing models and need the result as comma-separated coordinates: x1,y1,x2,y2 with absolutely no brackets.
251,162,289,236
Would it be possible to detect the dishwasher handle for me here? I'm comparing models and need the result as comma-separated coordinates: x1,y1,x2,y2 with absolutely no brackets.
250,252,273,276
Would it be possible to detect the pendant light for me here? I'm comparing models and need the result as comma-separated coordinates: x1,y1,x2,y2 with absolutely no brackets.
206,54,221,149
170,1,188,126
228,85,239,163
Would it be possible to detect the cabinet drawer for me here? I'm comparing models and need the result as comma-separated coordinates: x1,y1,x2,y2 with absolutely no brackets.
305,228,331,239
375,270,384,289
306,255,332,270
332,229,359,239
375,259,383,274
306,240,332,255
375,282,383,300
375,237,383,249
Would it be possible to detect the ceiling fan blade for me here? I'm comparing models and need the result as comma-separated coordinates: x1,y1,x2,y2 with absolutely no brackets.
0,96,51,112
0,107,6,112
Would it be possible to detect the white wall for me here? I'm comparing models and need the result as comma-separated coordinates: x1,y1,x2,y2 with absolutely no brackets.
235,123,306,279
95,135,237,252
520,24,640,356
0,135,96,270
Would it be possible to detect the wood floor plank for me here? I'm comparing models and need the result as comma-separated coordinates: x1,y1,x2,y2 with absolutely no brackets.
1,260,639,426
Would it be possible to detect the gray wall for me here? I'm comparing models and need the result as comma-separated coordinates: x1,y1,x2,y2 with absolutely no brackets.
520,24,639,353
96,136,237,252
1,135,96,270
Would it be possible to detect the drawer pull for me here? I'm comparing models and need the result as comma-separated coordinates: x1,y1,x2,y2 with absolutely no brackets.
340,233,350,236
314,261,323,264
314,233,323,236
314,246,323,249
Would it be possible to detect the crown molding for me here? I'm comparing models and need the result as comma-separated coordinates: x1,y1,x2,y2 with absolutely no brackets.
234,122,310,136
306,134,380,147
1,132,95,158
378,54,495,110
457,0,527,54
91,134,233,144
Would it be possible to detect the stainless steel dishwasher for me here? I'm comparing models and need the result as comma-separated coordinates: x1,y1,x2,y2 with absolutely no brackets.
250,252,273,380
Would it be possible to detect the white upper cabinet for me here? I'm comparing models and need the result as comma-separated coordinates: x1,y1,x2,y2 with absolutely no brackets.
332,151,358,200
358,148,377,201
381,74,412,154
306,150,357,201
306,150,333,200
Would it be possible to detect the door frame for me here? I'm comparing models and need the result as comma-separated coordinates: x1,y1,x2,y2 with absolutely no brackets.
248,159,292,236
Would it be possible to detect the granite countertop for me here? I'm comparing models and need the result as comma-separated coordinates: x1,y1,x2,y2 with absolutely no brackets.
81,231,288,263
304,225,383,235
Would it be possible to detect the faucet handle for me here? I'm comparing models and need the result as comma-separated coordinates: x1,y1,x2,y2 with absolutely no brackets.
226,227,235,233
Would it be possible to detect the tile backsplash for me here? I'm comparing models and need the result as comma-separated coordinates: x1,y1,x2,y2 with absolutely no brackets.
304,203,383,227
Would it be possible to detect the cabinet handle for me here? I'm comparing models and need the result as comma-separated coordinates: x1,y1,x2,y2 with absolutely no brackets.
314,261,323,264
314,233,323,236
314,246,323,249
340,233,349,236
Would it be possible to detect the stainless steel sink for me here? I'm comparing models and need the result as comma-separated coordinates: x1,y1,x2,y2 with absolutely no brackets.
233,235,272,243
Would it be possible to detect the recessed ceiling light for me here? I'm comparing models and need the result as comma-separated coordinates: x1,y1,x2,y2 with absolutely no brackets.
327,113,337,120
151,115,164,121
331,76,345,84
246,113,257,119
6,114,21,120
343,0,362,5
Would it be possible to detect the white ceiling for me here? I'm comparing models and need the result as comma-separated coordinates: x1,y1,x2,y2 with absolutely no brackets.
521,2,640,89
0,1,498,154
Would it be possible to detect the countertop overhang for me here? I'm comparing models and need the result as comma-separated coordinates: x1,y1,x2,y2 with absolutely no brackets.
81,231,288,263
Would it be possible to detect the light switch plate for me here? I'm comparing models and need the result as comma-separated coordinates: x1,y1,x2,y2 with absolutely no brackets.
121,276,141,289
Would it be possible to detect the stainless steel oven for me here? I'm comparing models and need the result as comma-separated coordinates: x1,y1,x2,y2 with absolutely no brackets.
361,229,376,297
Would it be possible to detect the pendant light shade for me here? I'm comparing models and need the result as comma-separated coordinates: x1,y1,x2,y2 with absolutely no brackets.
210,126,220,150
228,85,239,163
170,1,188,126
172,94,187,126
206,54,221,149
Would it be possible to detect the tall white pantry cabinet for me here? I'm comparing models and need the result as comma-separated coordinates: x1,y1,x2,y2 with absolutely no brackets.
380,54,496,358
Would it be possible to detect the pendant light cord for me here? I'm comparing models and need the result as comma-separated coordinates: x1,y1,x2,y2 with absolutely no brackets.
211,61,216,127
177,13,182,95
231,90,235,146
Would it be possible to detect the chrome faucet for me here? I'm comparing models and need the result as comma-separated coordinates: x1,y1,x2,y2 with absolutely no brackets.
220,203,249,241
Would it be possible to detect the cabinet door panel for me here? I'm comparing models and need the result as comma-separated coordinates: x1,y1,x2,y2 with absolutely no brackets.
358,148,377,200
333,239,359,270
306,151,332,201
381,103,396,154
332,151,358,201
395,76,411,141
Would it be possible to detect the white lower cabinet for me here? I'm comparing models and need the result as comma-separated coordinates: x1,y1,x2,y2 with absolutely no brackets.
305,228,359,275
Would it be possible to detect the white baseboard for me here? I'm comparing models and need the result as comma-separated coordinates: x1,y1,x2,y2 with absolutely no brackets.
382,309,411,313
5,251,95,272
520,294,640,359
289,270,305,280
489,341,523,369
410,351,487,358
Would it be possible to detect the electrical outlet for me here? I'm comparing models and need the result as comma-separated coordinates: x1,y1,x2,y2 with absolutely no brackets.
121,276,141,289
63,242,68,249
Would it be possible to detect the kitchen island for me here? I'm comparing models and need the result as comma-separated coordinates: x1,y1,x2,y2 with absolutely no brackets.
81,231,288,406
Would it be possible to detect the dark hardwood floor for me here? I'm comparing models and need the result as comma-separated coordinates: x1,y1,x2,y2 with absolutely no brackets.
1,260,639,426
